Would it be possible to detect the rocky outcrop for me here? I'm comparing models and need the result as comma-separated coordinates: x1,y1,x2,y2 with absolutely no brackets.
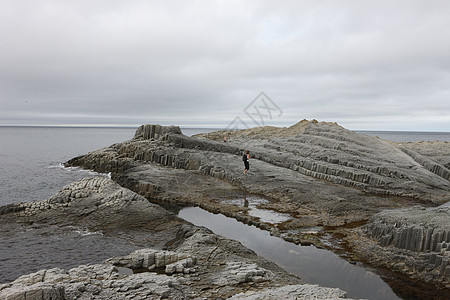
69,122,450,204
133,124,182,140
0,248,353,300
351,206,450,288
11,177,149,217
365,206,450,252
0,177,185,283
211,121,450,202
106,248,198,275
228,284,349,299
64,122,450,292
0,255,192,300
400,146,450,181
3,178,357,299
65,123,449,231
399,141,450,170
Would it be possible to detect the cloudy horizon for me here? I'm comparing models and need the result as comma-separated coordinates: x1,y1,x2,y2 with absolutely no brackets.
1,1,449,131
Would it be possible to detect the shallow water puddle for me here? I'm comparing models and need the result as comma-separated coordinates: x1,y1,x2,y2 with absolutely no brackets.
220,195,292,224
178,206,401,300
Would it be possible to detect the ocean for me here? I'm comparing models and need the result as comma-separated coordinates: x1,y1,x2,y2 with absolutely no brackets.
0,127,449,207
0,127,217,206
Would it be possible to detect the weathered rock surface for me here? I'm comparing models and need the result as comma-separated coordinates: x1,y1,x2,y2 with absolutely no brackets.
1,177,357,299
0,247,352,300
399,141,450,179
64,122,450,291
195,120,450,203
0,177,183,283
228,284,349,299
349,206,450,288
70,121,450,205
66,122,449,233
1,177,182,246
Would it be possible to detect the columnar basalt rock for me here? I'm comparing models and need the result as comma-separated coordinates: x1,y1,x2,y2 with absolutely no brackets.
400,146,450,181
68,122,450,204
0,250,354,300
133,124,182,140
64,122,450,291
354,206,450,287
106,248,197,275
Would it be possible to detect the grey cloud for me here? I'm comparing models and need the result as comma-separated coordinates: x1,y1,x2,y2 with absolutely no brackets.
0,0,449,130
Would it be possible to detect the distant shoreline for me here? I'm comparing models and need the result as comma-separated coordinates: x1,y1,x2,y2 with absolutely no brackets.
0,124,449,133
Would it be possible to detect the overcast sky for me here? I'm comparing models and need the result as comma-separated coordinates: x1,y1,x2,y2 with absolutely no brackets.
1,1,449,131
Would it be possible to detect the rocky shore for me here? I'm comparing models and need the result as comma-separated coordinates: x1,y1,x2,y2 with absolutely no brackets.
0,177,352,299
63,121,450,293
2,120,449,299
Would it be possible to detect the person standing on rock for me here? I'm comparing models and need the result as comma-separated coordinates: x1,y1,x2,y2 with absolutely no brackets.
243,150,250,174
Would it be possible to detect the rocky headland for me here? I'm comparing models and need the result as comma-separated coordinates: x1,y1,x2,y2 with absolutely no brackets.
0,177,352,299
63,121,449,293
2,120,449,299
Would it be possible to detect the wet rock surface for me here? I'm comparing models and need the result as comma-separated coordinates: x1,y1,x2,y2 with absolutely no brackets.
0,178,356,299
63,121,450,294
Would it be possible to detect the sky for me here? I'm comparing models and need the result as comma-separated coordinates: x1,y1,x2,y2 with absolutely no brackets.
0,0,449,131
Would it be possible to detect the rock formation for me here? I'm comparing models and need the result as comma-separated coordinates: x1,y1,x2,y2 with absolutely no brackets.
0,248,352,300
399,141,450,180
133,124,182,140
0,178,355,299
63,122,450,293
70,122,450,204
195,120,450,203
349,206,450,288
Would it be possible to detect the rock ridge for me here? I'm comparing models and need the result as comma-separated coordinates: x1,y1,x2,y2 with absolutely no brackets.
64,122,450,293
68,123,450,203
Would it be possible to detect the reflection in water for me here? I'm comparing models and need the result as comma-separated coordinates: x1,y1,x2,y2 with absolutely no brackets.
220,195,292,224
178,206,401,300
